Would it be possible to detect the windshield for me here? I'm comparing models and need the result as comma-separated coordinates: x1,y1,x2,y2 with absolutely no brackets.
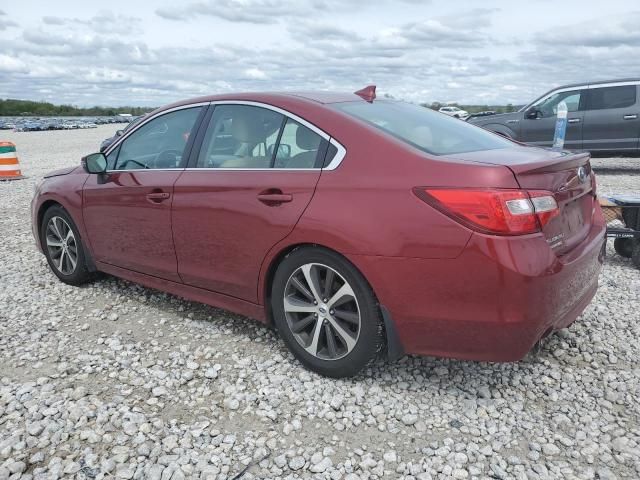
334,101,512,156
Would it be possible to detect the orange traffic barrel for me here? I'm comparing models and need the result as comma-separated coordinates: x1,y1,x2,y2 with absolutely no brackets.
0,142,25,180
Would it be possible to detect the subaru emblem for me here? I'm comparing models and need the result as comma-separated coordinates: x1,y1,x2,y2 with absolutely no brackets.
577,166,587,183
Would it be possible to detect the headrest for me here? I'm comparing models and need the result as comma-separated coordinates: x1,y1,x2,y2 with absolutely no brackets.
231,114,265,143
296,125,320,151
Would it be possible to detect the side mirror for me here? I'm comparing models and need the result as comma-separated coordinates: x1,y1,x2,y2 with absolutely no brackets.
267,143,292,159
277,143,291,159
82,153,108,174
116,129,124,136
526,108,540,119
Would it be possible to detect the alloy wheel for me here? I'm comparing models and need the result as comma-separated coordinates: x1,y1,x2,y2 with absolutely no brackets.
45,216,78,275
283,263,361,360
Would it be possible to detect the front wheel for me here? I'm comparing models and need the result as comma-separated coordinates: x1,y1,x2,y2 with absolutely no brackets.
41,205,93,286
271,247,384,378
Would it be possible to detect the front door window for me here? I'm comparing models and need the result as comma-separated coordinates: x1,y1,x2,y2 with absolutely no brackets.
113,107,202,170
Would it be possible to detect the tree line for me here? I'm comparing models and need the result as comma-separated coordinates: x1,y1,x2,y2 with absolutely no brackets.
0,99,155,117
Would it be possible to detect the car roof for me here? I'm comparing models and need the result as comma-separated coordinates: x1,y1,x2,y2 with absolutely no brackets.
146,91,371,121
555,78,640,90
169,91,365,108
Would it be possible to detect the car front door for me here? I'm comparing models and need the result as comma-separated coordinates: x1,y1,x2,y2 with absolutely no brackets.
582,84,640,152
172,103,328,302
83,105,205,281
520,89,584,150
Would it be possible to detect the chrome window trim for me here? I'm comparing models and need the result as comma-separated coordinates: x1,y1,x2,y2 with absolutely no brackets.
324,141,346,170
210,100,330,140
105,168,185,173
104,99,347,172
184,168,320,172
587,81,640,89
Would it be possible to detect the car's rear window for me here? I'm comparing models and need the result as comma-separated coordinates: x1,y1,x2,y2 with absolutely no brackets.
334,101,513,155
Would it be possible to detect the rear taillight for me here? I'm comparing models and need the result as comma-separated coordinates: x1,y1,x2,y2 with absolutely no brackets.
415,188,559,236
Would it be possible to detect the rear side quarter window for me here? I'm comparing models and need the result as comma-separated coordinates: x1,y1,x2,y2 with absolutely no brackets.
586,85,637,110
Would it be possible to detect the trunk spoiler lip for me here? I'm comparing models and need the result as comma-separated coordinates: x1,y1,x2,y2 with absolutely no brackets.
506,150,591,176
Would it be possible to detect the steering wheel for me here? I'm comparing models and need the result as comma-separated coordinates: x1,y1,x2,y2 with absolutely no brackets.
119,159,149,170
156,149,182,168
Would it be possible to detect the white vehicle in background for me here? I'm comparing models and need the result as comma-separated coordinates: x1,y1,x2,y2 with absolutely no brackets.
439,106,469,119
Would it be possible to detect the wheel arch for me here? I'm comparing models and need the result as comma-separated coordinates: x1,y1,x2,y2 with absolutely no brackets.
37,199,64,236
260,242,404,361
37,198,97,272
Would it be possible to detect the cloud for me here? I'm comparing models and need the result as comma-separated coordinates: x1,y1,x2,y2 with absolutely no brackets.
534,11,640,48
156,0,293,24
0,54,28,73
0,4,637,108
0,9,18,30
156,0,427,24
42,11,141,35
243,68,268,79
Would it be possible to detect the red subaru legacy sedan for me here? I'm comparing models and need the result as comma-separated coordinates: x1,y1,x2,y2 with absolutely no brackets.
31,87,606,377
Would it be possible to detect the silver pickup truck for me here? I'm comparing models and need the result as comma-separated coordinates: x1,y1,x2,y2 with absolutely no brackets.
469,79,640,153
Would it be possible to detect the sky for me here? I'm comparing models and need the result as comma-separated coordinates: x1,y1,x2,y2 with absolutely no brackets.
0,0,639,107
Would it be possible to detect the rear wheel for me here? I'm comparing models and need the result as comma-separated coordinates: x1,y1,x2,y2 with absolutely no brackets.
41,205,93,286
271,247,384,378
613,237,633,258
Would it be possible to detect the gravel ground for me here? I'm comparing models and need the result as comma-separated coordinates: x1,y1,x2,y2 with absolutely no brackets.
0,126,639,480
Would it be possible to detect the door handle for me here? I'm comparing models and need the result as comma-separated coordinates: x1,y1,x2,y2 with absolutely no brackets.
146,192,170,203
257,191,293,205
567,118,581,124
623,114,638,120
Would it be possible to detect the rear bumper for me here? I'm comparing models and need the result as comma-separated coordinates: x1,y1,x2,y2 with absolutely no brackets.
348,207,606,362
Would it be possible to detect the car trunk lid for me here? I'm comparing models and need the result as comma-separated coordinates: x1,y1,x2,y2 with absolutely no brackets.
448,147,595,254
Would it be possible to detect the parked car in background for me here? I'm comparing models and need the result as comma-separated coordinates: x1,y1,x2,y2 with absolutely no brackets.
439,106,469,119
469,79,640,152
100,115,144,152
32,88,605,378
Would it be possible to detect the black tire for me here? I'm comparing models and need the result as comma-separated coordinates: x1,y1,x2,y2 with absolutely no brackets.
614,238,633,258
632,239,640,269
40,205,93,286
271,246,384,378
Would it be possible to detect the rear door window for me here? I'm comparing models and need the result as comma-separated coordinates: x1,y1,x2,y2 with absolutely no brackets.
586,85,637,110
195,105,328,169
196,105,284,168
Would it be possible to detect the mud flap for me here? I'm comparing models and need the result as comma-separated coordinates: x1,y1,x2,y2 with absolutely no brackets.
381,305,405,362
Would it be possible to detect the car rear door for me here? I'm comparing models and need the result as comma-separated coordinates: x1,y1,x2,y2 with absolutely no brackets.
83,105,205,281
520,89,584,150
582,84,639,152
171,103,330,302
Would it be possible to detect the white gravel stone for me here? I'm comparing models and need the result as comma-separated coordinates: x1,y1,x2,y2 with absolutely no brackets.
288,456,305,471
0,128,638,480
